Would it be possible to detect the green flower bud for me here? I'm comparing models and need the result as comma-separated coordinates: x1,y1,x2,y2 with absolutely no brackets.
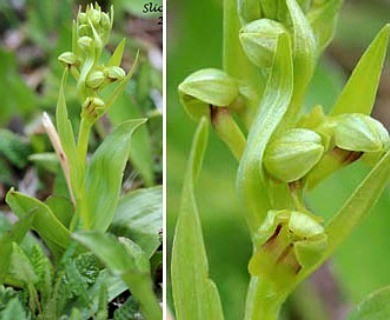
249,210,327,286
106,66,126,81
333,113,389,153
78,12,87,25
264,128,325,182
81,96,105,123
239,19,286,68
89,8,101,26
78,36,93,51
86,71,105,88
58,52,78,67
78,24,92,38
178,68,239,121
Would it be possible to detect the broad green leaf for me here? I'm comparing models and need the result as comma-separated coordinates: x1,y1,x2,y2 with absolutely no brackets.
0,298,27,320
109,186,162,257
349,286,390,320
45,195,74,229
330,24,390,116
73,231,162,320
109,38,127,67
171,118,224,320
55,70,83,196
308,0,343,51
6,190,71,252
237,33,293,233
0,212,35,284
84,119,146,231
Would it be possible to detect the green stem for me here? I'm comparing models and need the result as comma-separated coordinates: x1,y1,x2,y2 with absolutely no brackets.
123,275,162,320
244,276,286,320
77,118,92,163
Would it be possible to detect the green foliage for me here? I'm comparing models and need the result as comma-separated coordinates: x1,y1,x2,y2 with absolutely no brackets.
172,118,224,320
110,186,162,257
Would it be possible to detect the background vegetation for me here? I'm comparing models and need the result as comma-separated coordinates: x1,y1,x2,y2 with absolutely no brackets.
167,1,390,319
0,0,162,317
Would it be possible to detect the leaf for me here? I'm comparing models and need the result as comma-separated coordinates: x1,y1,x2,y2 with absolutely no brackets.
109,186,162,257
324,150,390,257
349,286,390,320
45,195,74,229
84,119,146,231
6,190,71,252
113,296,142,320
330,24,390,116
107,93,155,187
9,243,38,285
0,212,35,284
0,298,27,320
72,232,162,320
109,38,127,67
171,118,224,320
236,33,293,232
96,284,108,320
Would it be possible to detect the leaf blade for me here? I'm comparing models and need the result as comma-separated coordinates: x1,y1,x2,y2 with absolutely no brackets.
171,118,224,320
330,24,390,116
85,119,146,231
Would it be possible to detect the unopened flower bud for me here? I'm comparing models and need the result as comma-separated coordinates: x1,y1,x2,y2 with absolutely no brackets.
78,24,92,38
78,36,93,51
86,71,105,88
58,52,78,67
249,210,327,286
264,128,325,182
240,19,286,68
78,12,87,24
89,8,101,26
333,113,389,153
106,66,126,81
178,68,239,121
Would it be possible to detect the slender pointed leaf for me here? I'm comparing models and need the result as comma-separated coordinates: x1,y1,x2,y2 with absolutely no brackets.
109,38,126,67
6,190,71,251
330,24,390,116
325,150,390,255
236,33,293,232
84,119,146,231
172,118,224,320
